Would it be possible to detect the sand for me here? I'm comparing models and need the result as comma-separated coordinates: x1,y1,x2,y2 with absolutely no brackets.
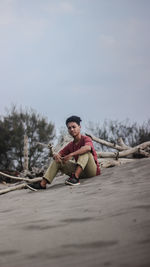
0,158,150,267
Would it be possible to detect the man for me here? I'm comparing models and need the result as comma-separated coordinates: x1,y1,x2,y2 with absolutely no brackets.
31,115,100,189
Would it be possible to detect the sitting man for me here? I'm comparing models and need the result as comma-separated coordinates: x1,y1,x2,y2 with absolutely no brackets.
31,115,100,189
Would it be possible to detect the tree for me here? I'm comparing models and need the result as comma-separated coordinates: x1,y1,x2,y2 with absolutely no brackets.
0,106,55,171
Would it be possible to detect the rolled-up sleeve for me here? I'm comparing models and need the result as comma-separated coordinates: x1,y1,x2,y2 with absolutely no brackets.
84,136,93,149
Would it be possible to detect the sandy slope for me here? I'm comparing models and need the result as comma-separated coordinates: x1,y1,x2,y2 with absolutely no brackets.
0,158,150,267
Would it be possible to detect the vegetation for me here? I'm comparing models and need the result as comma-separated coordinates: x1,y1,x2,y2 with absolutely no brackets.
0,106,55,171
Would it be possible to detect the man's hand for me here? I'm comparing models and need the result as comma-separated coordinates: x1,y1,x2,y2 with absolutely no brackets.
62,153,73,163
53,153,63,163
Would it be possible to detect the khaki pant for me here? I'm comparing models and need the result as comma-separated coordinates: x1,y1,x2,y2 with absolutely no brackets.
44,152,97,184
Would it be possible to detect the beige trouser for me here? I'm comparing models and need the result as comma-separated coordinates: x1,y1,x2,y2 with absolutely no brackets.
44,152,97,184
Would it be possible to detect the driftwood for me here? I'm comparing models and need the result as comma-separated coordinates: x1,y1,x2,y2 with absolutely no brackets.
86,133,124,151
0,172,42,195
117,137,129,149
0,183,39,195
86,133,150,158
0,171,42,183
97,147,150,159
97,143,150,158
86,133,150,168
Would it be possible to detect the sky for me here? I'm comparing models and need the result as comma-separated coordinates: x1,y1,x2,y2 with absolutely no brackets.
0,0,150,132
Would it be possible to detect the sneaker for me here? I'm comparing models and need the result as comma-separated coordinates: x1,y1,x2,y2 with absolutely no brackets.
65,175,80,186
28,181,46,190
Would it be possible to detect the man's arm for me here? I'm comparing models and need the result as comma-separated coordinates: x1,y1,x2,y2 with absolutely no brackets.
62,145,91,162
53,142,71,163
71,145,91,156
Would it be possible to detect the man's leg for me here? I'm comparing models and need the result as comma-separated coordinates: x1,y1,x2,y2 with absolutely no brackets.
30,153,97,189
30,160,77,189
44,160,77,184
76,152,97,178
43,160,61,184
65,152,97,186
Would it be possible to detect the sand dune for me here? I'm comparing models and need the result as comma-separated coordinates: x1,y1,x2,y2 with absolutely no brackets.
0,158,150,267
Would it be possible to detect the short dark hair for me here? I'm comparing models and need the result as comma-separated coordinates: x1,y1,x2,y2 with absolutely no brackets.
66,116,82,126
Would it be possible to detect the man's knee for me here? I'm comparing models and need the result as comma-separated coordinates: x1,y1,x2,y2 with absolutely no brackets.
77,152,91,170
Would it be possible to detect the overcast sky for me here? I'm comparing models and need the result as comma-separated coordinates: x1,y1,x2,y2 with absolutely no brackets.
0,0,150,131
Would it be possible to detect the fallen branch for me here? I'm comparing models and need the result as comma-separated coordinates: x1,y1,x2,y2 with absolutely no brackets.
0,183,27,195
85,133,124,151
86,133,150,157
0,176,42,195
117,137,129,149
0,183,30,195
117,142,150,157
97,147,150,158
0,183,39,195
137,141,150,150
0,171,42,183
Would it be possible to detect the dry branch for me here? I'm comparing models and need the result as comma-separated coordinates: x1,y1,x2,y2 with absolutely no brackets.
97,147,150,158
0,183,28,195
117,137,129,149
0,176,42,195
137,141,150,150
86,133,150,157
86,133,127,151
0,183,39,195
0,171,42,183
116,138,148,157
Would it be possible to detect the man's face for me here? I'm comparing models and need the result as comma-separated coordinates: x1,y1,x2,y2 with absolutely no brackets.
67,122,81,138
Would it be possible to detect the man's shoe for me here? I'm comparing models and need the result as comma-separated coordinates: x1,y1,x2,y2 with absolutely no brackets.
28,181,46,190
65,175,80,186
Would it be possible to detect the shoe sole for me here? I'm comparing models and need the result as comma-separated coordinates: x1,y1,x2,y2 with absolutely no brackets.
65,180,80,186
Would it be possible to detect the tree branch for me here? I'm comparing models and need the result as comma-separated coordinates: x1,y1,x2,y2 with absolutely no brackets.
0,171,42,183
85,133,126,151
86,133,150,157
